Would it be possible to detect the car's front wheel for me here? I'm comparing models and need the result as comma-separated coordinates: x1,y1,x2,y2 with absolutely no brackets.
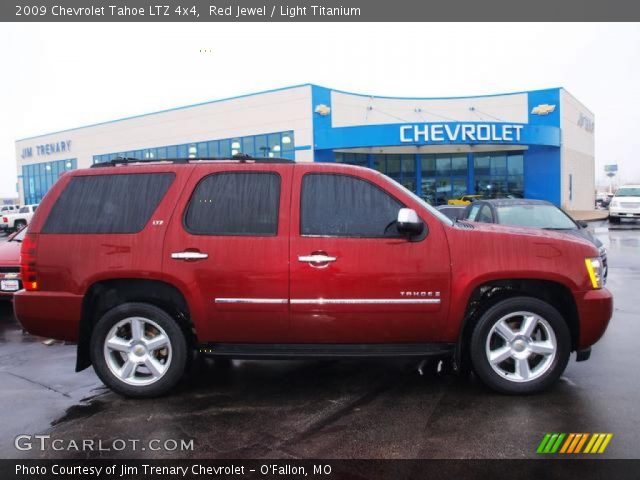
90,303,188,398
470,297,570,394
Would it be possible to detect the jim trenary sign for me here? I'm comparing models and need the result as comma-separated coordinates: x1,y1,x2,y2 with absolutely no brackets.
399,123,524,144
20,140,72,159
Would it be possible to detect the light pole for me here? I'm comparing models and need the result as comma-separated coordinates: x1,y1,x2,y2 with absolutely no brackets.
606,171,616,195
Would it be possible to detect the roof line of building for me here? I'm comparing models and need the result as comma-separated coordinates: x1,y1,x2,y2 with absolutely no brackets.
16,83,565,142
321,85,564,101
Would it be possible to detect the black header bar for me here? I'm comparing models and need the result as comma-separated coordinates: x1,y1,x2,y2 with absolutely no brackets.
3,459,640,480
3,0,640,22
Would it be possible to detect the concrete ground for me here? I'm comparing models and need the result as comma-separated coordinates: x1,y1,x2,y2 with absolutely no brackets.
567,210,610,222
0,219,639,459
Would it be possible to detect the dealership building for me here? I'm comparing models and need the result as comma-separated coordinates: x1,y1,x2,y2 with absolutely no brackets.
15,84,595,209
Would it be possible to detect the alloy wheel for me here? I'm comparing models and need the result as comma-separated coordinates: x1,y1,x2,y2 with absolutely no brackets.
103,316,172,386
485,311,557,383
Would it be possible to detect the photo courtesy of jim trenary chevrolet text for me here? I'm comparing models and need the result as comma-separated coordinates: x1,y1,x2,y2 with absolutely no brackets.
1,1,640,479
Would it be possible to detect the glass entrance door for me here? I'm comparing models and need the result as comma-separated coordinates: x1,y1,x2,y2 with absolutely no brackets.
421,154,468,205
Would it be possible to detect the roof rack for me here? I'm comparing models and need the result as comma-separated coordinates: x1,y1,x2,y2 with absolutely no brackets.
90,153,294,168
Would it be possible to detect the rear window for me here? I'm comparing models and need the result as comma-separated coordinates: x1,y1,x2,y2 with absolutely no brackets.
42,173,174,234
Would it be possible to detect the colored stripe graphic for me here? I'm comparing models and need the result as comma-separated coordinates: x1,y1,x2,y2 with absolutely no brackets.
598,434,613,453
573,433,589,453
538,433,613,454
550,433,566,453
584,433,614,454
537,433,552,453
559,433,575,453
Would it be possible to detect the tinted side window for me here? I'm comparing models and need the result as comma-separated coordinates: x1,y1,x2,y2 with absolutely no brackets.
185,172,280,236
43,173,174,234
301,173,403,237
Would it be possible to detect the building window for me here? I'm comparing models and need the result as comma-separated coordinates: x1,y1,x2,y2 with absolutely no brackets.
335,152,367,167
93,131,296,167
474,152,524,199
420,154,468,205
22,158,77,205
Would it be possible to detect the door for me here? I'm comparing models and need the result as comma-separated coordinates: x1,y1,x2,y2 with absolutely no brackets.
289,167,451,343
163,164,292,342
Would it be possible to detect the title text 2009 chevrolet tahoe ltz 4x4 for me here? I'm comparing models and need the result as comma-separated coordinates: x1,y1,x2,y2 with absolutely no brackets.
15,157,613,397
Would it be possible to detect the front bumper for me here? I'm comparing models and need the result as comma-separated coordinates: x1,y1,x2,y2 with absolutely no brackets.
14,290,83,341
575,288,613,349
609,208,640,218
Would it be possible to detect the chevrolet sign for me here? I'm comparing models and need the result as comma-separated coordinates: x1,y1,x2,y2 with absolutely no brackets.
399,124,523,143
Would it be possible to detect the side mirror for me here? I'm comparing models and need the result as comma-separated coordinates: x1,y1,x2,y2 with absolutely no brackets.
397,208,424,238
577,220,588,229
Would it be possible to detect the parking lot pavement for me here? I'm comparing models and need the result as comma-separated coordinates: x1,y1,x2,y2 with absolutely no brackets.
0,222,639,459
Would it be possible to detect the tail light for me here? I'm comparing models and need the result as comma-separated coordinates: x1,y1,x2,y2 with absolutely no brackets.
20,233,39,291
2,217,7,223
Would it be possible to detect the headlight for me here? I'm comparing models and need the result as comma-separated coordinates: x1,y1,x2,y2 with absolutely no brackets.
585,257,604,289
610,200,619,208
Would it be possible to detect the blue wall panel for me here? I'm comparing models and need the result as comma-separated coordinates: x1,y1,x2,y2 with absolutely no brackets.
524,146,561,205
527,89,561,127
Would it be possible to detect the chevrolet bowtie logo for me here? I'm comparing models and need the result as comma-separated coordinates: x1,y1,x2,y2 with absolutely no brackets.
531,104,556,115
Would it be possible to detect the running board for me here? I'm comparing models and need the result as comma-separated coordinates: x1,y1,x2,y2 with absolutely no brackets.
197,343,455,359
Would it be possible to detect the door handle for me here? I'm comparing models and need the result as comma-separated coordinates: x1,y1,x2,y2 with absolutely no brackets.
298,254,337,263
171,251,209,260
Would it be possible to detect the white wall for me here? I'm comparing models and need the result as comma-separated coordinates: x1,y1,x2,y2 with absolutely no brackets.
331,91,529,127
560,89,595,210
15,85,314,202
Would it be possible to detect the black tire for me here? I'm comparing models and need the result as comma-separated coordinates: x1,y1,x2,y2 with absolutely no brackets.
90,302,188,398
14,220,26,232
470,296,570,395
608,216,620,224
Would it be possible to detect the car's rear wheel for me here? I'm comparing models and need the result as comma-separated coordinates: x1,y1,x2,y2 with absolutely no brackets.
14,220,26,231
90,303,188,398
470,297,570,394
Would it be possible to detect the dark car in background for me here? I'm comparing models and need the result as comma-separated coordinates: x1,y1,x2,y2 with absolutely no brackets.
464,199,607,279
436,205,467,221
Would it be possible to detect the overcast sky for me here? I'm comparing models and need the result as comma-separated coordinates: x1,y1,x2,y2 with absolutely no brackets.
1,22,639,197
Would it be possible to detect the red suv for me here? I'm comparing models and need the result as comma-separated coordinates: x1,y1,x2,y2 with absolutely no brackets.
15,157,613,397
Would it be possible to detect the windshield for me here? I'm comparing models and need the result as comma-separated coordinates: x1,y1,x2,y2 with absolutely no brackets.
615,187,640,197
496,204,577,229
384,176,454,226
11,227,27,242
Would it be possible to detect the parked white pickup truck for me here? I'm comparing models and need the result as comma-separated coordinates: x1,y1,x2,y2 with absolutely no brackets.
0,205,20,215
1,204,38,233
